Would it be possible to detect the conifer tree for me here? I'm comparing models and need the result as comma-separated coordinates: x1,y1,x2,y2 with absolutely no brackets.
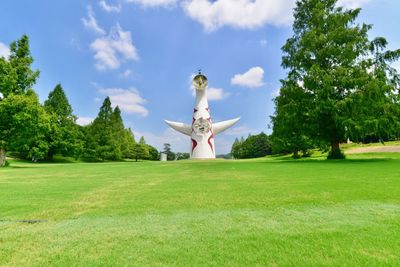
272,0,400,159
86,97,120,160
44,84,83,160
0,35,39,98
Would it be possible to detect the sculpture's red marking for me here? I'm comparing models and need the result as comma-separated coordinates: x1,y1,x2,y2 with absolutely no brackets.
191,138,198,152
192,117,196,125
193,108,198,113
207,134,214,153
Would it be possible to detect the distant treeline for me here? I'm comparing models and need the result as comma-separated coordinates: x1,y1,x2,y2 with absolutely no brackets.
0,35,158,167
230,133,272,159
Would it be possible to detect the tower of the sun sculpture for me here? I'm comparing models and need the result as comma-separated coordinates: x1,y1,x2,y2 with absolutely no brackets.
165,72,240,159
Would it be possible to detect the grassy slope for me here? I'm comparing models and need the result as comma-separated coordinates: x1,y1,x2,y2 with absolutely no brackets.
1,154,400,266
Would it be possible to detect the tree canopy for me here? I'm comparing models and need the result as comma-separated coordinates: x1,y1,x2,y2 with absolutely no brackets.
272,0,400,159
0,35,160,167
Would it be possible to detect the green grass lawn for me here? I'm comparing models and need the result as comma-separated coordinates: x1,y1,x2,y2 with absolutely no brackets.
1,154,400,266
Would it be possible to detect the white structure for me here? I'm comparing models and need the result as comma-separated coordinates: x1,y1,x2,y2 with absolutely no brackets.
165,72,240,159
160,153,167,161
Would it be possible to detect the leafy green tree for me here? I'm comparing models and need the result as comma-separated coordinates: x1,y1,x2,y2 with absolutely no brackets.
44,84,83,160
122,128,136,159
345,37,400,143
176,152,190,160
274,0,400,159
85,97,121,160
110,106,127,159
245,133,272,158
0,35,39,98
129,143,149,162
0,90,50,166
146,144,159,160
231,137,243,159
231,133,272,159
163,143,175,160
271,80,315,158
0,35,45,166
139,136,146,145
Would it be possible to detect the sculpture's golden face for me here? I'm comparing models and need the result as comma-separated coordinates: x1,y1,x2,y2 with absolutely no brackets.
193,117,211,135
193,74,208,90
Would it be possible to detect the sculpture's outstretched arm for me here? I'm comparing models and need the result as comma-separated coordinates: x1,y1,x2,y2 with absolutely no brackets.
213,117,240,135
164,120,192,136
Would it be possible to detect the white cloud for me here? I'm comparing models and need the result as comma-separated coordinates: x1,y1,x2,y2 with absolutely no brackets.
99,87,148,116
120,69,133,77
126,0,177,8
0,42,10,59
231,66,265,88
91,24,139,70
336,0,370,9
222,125,257,136
76,116,94,126
82,6,106,35
182,0,295,32
207,87,230,101
99,0,121,12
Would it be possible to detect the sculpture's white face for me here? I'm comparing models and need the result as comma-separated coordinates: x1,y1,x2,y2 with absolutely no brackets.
193,117,211,135
193,74,208,90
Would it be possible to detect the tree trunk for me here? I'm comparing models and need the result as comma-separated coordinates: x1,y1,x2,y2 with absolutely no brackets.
331,141,340,153
328,141,345,159
47,150,54,161
0,148,6,167
292,150,300,159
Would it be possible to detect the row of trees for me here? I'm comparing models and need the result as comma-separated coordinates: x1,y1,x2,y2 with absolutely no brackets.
83,96,159,162
162,143,190,160
0,35,158,166
271,0,400,159
231,133,272,159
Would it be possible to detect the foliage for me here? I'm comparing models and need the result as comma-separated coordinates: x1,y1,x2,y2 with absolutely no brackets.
146,144,159,161
129,143,149,162
0,35,39,98
0,90,50,163
0,35,44,166
272,0,400,159
44,84,83,159
231,133,272,159
122,128,136,159
176,152,190,160
163,143,176,160
85,98,124,160
271,80,315,158
0,34,160,165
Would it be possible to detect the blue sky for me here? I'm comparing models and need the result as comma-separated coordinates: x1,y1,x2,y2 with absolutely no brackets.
0,0,399,154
